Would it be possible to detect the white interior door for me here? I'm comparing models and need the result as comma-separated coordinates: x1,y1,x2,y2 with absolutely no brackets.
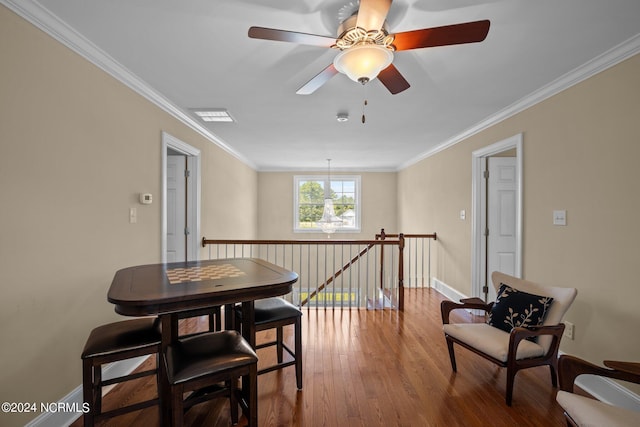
162,132,201,264
166,154,186,263
486,156,517,301
472,134,522,302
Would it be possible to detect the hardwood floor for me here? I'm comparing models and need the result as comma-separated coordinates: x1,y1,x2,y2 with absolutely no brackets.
72,288,567,426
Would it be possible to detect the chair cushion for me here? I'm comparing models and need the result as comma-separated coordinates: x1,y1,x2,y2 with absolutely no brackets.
443,323,545,362
488,283,553,336
166,330,257,385
250,298,302,324
491,272,577,352
556,390,640,427
82,317,161,359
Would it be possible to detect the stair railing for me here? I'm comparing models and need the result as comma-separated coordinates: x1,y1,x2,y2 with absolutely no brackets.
201,230,436,311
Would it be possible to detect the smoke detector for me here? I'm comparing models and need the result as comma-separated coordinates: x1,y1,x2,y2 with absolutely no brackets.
336,112,349,122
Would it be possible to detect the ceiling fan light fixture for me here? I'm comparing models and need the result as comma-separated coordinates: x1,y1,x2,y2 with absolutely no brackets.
333,43,393,83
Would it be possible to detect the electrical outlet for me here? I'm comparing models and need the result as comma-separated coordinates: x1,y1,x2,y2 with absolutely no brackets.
564,321,575,340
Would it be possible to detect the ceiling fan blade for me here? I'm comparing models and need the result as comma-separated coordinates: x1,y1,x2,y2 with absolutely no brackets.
248,27,336,48
392,20,490,51
356,0,392,31
296,64,339,95
377,64,410,95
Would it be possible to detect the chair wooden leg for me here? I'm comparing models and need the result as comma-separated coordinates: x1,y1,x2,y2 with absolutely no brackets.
171,384,184,427
549,362,559,388
506,366,516,406
445,337,457,372
248,364,258,427
276,327,284,363
94,365,102,415
82,359,95,427
295,317,303,390
229,379,238,424
154,354,162,415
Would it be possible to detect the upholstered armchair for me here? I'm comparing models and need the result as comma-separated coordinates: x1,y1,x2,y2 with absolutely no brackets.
441,271,577,405
557,354,640,426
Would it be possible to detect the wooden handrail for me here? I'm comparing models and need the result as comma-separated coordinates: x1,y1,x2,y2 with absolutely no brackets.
376,230,437,241
202,238,402,247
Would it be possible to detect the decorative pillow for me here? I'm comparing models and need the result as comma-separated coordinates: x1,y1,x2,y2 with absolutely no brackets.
488,283,554,337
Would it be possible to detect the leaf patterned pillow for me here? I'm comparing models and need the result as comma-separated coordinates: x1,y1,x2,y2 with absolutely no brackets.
487,283,554,337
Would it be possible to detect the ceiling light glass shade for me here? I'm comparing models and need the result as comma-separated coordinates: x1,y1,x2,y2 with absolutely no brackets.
333,44,394,83
317,198,342,235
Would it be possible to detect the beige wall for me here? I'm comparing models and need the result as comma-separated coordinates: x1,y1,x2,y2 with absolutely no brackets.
399,54,640,366
0,6,257,425
257,171,397,240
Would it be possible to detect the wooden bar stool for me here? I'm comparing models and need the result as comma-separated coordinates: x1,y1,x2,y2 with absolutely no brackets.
235,297,303,389
165,330,258,427
81,317,161,426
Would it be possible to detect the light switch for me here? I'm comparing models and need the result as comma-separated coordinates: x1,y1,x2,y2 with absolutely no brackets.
129,207,137,224
459,210,466,220
553,210,566,226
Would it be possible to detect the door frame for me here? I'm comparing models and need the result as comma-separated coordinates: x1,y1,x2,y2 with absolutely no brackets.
471,133,523,299
161,131,201,263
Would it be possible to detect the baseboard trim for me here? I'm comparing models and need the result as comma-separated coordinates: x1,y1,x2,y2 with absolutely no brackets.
431,277,468,302
24,356,148,427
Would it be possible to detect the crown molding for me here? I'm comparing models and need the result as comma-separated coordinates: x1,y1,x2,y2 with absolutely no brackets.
1,0,256,170
399,33,640,171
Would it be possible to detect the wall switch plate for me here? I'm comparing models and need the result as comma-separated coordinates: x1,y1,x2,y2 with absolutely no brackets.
460,210,466,220
564,321,574,340
129,207,137,224
553,210,567,226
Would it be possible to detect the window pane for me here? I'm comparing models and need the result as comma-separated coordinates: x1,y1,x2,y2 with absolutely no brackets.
299,180,325,204
294,175,360,232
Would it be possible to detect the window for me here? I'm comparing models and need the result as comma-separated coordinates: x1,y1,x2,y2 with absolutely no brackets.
294,175,360,233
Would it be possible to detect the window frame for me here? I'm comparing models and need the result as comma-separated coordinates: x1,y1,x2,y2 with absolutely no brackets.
293,174,361,234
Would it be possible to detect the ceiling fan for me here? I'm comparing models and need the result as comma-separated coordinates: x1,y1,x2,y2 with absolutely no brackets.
248,0,490,95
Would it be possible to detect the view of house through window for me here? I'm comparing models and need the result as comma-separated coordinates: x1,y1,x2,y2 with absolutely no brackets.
294,175,361,232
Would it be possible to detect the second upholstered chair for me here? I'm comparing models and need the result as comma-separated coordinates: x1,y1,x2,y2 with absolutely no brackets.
556,355,640,426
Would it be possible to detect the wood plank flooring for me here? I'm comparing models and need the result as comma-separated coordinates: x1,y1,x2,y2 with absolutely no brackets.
71,288,567,426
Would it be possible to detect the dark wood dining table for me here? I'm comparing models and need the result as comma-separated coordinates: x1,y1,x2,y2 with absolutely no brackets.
108,257,298,426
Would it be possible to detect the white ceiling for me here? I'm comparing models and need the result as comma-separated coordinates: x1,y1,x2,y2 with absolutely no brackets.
8,0,640,171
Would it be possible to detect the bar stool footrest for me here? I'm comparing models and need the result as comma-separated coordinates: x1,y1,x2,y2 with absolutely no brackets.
100,367,157,387
258,359,296,376
183,383,229,409
94,398,159,422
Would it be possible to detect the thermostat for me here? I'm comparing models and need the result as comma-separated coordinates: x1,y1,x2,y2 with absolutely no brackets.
140,193,153,205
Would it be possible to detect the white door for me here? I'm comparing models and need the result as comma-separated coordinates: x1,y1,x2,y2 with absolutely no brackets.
166,154,186,263
486,157,517,301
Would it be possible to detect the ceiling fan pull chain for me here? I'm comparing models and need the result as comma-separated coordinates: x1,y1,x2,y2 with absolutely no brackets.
362,84,368,124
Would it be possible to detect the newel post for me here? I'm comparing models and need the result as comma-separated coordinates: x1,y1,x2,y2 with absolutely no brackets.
398,233,405,311
379,229,385,292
